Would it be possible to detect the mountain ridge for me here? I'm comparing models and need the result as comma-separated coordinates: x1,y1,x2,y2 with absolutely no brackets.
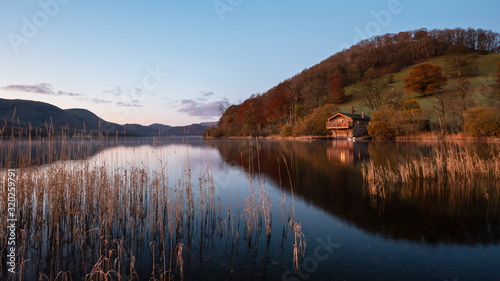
0,98,214,136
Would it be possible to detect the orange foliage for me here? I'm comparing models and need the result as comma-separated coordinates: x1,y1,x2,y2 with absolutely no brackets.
236,100,248,124
266,83,288,122
403,64,447,96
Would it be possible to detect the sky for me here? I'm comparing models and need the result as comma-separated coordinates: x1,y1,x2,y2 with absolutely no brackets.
1,0,499,126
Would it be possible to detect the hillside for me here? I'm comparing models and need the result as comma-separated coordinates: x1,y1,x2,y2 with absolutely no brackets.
340,53,500,117
0,98,214,136
208,28,500,137
0,98,119,131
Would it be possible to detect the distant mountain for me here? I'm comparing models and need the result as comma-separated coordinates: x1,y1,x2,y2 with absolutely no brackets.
0,98,126,132
123,123,211,136
122,123,169,136
199,121,217,128
0,98,213,136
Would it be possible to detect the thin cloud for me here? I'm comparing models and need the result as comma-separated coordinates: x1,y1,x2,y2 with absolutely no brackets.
103,86,123,96
116,101,143,108
76,97,112,104
3,83,83,96
178,99,226,119
201,91,215,97
57,90,83,97
102,86,145,107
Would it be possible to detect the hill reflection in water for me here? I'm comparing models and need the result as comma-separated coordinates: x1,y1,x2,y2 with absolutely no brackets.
207,139,500,246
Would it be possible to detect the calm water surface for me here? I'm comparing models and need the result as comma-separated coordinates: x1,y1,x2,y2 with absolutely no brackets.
1,137,499,280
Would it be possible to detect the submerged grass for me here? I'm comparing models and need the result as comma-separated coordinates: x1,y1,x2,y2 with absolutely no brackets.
0,135,304,280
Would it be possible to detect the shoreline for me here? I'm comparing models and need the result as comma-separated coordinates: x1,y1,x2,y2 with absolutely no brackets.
205,133,500,142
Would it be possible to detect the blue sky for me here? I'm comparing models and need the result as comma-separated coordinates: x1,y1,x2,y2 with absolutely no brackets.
1,0,499,126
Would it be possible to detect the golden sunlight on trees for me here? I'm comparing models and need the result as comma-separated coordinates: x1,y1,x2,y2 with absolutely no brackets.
403,64,447,96
368,98,425,138
401,98,422,134
367,106,400,138
463,106,500,137
291,103,338,136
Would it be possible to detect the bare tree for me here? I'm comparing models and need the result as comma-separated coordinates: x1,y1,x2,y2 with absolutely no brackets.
451,78,475,125
445,50,478,77
435,91,455,133
218,98,230,116
353,78,401,111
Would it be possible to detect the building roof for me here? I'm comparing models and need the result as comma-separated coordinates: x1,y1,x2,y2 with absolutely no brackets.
328,112,371,121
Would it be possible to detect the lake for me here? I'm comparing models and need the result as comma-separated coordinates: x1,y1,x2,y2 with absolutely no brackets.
1,137,499,280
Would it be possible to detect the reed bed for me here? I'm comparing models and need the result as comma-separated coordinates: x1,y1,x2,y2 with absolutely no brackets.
361,142,500,214
361,142,500,189
0,136,304,280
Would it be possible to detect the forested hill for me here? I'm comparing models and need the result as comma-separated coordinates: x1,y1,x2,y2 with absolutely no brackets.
207,28,500,137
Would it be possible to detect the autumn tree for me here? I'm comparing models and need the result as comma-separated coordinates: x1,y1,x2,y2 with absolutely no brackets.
236,96,267,136
367,106,401,138
328,71,346,104
403,64,447,96
463,106,500,137
401,98,422,132
266,86,288,124
292,103,339,136
402,98,421,119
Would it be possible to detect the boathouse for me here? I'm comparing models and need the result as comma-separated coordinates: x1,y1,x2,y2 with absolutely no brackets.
326,110,370,138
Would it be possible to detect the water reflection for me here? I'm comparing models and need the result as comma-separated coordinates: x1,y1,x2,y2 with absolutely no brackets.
2,137,500,280
0,136,207,168
208,139,500,246
327,140,370,166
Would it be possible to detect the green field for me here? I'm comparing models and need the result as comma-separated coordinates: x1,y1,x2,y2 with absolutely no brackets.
338,53,500,118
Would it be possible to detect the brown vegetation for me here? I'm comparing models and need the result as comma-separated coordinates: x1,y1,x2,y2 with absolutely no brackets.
463,106,500,137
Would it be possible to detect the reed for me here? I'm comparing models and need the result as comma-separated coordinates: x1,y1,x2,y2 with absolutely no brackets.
0,133,304,280
362,142,500,188
280,154,306,273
